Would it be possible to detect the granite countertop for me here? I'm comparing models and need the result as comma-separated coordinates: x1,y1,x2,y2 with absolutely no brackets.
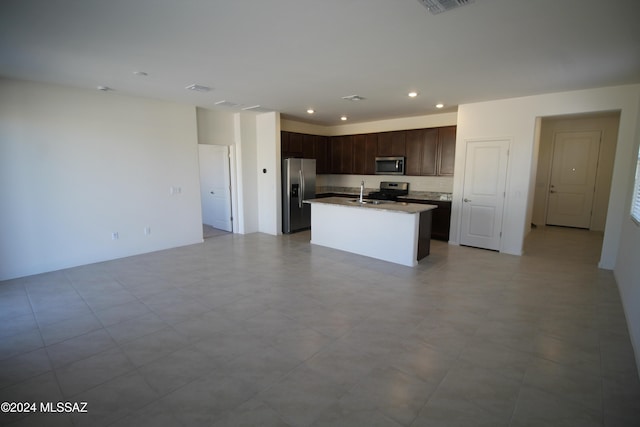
305,196,437,214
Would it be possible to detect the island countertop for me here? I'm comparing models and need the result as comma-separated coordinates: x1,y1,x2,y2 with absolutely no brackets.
305,196,437,214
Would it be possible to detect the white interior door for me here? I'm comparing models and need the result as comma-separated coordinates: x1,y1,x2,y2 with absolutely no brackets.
546,131,601,229
198,144,232,232
460,139,510,251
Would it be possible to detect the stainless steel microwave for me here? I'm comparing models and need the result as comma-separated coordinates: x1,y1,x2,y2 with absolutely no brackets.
375,157,405,175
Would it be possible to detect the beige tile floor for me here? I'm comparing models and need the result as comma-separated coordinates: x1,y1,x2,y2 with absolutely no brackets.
0,226,638,426
203,224,231,239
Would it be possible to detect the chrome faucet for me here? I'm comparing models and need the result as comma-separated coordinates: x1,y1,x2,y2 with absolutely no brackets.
359,180,365,203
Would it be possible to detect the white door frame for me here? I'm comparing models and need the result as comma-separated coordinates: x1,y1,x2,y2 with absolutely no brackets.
228,145,238,234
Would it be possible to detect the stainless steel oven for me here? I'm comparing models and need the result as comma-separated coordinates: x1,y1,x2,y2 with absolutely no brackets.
367,181,409,201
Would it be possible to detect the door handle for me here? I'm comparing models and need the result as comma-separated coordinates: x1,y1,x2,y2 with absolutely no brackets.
210,191,215,195
298,170,304,209
463,198,472,203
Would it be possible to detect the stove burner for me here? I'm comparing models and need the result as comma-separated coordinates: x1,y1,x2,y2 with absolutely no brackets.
367,181,409,201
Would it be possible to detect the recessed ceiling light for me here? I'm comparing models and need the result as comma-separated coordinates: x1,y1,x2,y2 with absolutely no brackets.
408,92,418,98
185,84,212,93
435,103,444,109
340,116,348,121
133,71,148,76
96,86,112,91
307,109,315,114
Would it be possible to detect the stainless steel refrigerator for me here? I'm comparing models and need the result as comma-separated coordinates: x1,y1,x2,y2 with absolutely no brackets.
282,158,316,233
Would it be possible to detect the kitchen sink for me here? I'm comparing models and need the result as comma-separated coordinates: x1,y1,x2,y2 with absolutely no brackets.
349,199,388,205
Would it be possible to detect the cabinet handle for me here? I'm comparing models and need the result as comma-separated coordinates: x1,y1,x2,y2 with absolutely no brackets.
463,198,471,203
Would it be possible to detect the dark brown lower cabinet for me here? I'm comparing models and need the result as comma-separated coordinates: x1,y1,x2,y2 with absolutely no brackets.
417,210,432,260
403,199,451,241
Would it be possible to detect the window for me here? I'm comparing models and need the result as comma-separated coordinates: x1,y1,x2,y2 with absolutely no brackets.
632,144,640,225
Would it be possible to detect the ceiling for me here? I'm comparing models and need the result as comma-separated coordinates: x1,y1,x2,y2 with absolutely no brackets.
1,0,639,125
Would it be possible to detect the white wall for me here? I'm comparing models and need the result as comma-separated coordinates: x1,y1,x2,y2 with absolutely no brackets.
614,94,640,377
0,78,203,280
452,85,640,268
196,108,236,145
280,119,331,136
256,112,281,235
235,113,259,234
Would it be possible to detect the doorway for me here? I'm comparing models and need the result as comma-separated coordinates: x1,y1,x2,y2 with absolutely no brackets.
546,130,601,228
532,112,620,232
198,144,233,235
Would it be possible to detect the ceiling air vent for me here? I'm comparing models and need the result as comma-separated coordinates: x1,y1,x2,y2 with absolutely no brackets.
241,105,273,113
185,84,212,92
215,100,240,108
342,95,366,102
417,0,475,15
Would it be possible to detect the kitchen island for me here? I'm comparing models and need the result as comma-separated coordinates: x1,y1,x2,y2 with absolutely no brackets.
304,197,437,267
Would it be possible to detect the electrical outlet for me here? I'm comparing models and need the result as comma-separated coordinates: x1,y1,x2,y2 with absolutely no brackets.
144,226,151,236
111,232,119,240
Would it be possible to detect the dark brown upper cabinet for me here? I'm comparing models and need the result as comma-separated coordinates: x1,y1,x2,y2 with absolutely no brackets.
404,127,456,176
281,131,290,157
437,126,456,176
288,132,303,156
280,131,329,173
302,134,316,159
314,135,330,174
377,131,406,157
330,135,354,174
405,128,438,176
352,133,378,175
281,131,303,158
282,126,455,176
